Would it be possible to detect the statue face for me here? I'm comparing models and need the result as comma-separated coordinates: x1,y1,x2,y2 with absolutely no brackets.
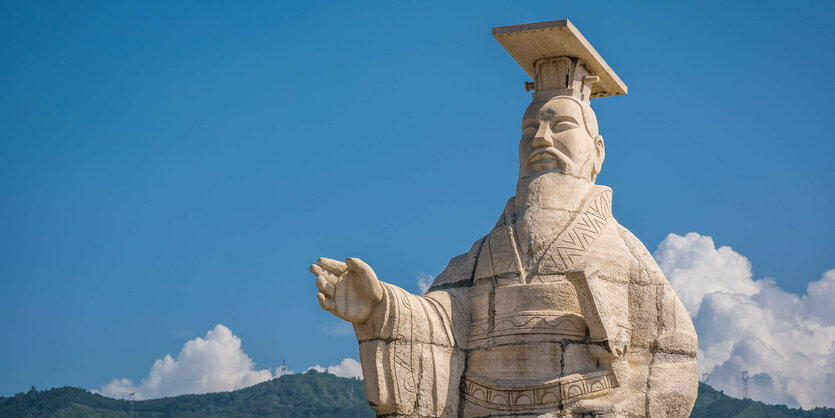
518,97,604,182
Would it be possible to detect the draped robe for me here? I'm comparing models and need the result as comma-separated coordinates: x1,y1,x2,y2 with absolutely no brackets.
354,185,698,417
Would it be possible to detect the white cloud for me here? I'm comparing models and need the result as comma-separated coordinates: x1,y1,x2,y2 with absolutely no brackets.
95,323,364,399
655,233,835,409
416,272,434,294
655,232,759,316
306,358,363,379
326,358,363,378
95,324,273,400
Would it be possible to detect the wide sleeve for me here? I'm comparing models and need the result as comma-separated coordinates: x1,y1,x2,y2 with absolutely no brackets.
353,283,470,417
616,224,698,417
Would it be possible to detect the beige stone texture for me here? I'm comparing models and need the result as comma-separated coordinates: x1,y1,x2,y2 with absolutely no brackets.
309,18,697,417
492,19,627,98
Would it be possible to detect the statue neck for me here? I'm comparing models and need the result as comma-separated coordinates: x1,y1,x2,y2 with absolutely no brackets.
514,172,594,214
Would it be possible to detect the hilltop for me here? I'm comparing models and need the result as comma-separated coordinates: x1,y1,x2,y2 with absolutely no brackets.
0,371,374,417
0,372,832,417
691,383,833,418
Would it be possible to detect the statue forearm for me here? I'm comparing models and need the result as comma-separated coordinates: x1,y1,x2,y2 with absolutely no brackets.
353,282,464,417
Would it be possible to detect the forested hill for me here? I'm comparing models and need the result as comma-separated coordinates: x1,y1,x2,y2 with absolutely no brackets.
1,371,833,417
690,383,834,418
0,371,375,417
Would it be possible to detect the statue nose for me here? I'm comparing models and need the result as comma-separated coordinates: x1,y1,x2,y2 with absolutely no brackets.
532,124,553,147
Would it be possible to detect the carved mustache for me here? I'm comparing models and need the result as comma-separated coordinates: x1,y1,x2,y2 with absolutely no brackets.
527,147,573,167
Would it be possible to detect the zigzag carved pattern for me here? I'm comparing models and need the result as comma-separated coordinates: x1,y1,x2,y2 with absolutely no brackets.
537,190,612,274
490,227,517,275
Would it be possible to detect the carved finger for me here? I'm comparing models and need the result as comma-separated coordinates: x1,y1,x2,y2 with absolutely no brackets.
316,276,335,298
318,257,348,276
309,264,324,276
317,293,335,312
345,257,375,277
310,264,337,284
315,275,327,291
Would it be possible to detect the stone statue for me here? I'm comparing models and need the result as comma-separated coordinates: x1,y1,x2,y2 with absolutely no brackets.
309,19,698,417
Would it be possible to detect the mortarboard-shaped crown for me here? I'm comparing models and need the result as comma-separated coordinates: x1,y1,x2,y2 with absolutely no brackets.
493,19,627,103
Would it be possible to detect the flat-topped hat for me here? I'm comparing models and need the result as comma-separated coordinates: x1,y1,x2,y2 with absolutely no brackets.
493,19,627,103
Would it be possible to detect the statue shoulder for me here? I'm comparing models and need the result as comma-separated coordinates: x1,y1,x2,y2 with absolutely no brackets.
427,197,513,292
426,235,485,292
613,224,698,355
613,223,667,284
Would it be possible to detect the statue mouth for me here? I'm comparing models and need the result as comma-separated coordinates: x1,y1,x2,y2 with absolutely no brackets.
528,148,567,170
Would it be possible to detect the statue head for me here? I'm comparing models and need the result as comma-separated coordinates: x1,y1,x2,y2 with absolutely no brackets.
518,95,604,183
493,21,626,188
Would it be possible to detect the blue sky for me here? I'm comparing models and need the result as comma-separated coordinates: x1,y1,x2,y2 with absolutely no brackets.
1,0,833,401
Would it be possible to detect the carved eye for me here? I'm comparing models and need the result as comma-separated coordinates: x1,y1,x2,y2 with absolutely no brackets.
552,121,579,132
522,124,538,134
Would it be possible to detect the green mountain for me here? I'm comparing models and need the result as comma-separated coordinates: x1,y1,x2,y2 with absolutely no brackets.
692,383,834,418
0,371,375,418
1,372,832,417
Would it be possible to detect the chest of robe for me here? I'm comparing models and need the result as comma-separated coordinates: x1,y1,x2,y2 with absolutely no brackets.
462,187,619,412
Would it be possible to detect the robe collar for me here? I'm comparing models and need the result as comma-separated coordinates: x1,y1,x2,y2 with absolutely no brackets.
474,185,614,282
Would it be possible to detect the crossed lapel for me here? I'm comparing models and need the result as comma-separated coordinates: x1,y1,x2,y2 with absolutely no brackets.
533,186,613,277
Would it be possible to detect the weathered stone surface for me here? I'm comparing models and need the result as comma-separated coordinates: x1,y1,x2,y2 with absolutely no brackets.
309,18,697,417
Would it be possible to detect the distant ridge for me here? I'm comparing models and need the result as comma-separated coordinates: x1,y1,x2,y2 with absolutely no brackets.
0,373,832,417
0,370,374,417
692,383,834,418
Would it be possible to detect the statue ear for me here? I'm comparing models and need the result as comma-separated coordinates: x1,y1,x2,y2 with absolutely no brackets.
593,135,605,175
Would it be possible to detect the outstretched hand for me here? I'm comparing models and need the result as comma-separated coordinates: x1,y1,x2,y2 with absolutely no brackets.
309,257,384,323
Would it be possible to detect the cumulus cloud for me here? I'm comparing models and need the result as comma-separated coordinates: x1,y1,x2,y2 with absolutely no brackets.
416,272,434,294
95,323,364,399
306,358,363,379
95,324,274,400
326,358,363,378
655,232,759,316
655,233,835,409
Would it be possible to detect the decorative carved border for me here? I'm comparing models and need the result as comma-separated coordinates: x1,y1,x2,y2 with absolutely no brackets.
468,313,586,343
463,370,616,411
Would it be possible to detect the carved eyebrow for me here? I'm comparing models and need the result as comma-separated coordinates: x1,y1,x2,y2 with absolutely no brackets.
552,115,579,124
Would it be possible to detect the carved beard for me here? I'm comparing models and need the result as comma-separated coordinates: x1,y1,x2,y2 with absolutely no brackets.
514,174,583,265
516,205,573,261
